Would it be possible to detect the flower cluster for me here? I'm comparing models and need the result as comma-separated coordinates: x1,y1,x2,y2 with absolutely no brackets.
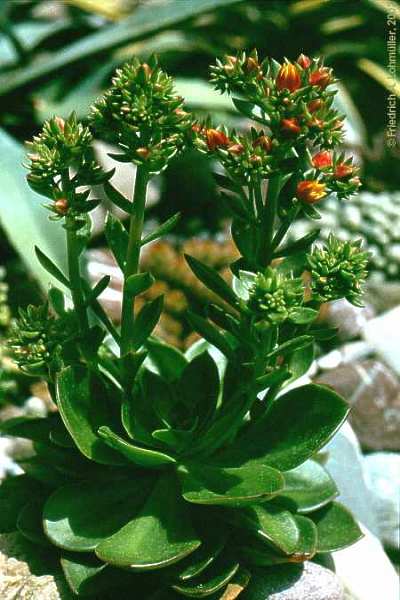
307,235,369,307
26,113,108,211
238,268,304,326
90,56,193,173
8,304,74,377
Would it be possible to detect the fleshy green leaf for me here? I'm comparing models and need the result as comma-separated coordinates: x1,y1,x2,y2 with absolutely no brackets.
185,254,238,309
186,311,235,359
98,426,176,468
44,476,154,551
131,296,164,350
179,462,284,507
175,528,228,581
217,384,349,471
280,460,338,513
286,342,314,384
103,180,132,213
125,272,155,298
56,366,127,466
288,307,318,325
35,246,70,288
145,338,188,382
96,473,201,569
104,213,128,270
141,212,181,246
0,416,53,443
311,502,363,552
172,555,240,597
177,351,220,428
229,503,300,555
266,335,313,360
291,515,318,561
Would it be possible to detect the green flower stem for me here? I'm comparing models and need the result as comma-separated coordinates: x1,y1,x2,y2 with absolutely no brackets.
259,174,282,267
66,223,89,336
121,166,149,360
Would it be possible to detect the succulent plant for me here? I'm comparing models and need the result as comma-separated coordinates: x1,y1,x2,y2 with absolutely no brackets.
0,52,364,599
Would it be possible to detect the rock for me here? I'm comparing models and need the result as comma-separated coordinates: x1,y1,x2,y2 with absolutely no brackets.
334,525,400,600
0,532,72,599
242,561,343,600
317,360,400,451
363,453,400,550
320,298,375,340
363,305,400,375
324,422,379,537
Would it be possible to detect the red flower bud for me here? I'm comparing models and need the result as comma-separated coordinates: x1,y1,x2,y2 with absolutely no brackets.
227,143,245,155
253,135,272,152
280,118,301,135
205,128,230,150
54,198,69,215
312,150,332,169
309,67,332,89
296,180,327,204
297,54,311,69
307,99,324,113
276,63,301,92
334,163,353,179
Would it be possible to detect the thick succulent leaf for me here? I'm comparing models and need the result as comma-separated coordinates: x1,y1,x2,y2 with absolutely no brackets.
121,371,164,445
0,475,44,533
104,213,128,270
185,254,238,309
96,473,201,569
60,553,109,596
311,502,363,552
175,527,228,581
217,384,349,471
228,503,300,555
49,420,75,449
17,501,49,546
172,554,239,597
43,476,154,551
179,462,284,507
279,460,338,513
98,426,176,468
286,342,314,384
177,351,220,428
290,515,318,561
218,568,251,599
56,366,127,466
145,338,188,382
152,427,197,453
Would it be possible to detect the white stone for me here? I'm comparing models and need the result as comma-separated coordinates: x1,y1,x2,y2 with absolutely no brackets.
363,306,400,375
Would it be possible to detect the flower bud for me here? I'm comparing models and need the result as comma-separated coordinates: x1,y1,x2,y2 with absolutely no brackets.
312,150,332,169
205,128,230,150
280,118,301,135
253,135,272,152
227,143,245,155
307,99,323,113
54,116,65,132
136,147,151,159
276,63,301,92
297,54,311,69
54,198,69,215
140,63,152,79
334,163,353,179
296,180,327,204
308,117,324,129
309,67,332,89
245,56,260,73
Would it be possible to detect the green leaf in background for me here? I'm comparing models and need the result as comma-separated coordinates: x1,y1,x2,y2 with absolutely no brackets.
0,475,44,533
0,0,244,96
96,473,201,569
0,129,67,290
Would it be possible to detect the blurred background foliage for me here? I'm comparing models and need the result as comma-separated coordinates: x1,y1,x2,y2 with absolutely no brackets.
0,0,398,324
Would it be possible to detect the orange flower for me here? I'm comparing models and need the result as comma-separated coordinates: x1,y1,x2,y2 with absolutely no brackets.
205,128,230,150
276,63,301,92
309,67,332,89
296,180,327,204
253,135,272,152
136,147,151,159
307,99,323,113
281,118,301,135
297,54,311,69
334,163,354,179
312,151,332,169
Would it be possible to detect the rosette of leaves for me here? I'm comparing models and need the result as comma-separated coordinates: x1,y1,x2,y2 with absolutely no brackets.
0,53,364,600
